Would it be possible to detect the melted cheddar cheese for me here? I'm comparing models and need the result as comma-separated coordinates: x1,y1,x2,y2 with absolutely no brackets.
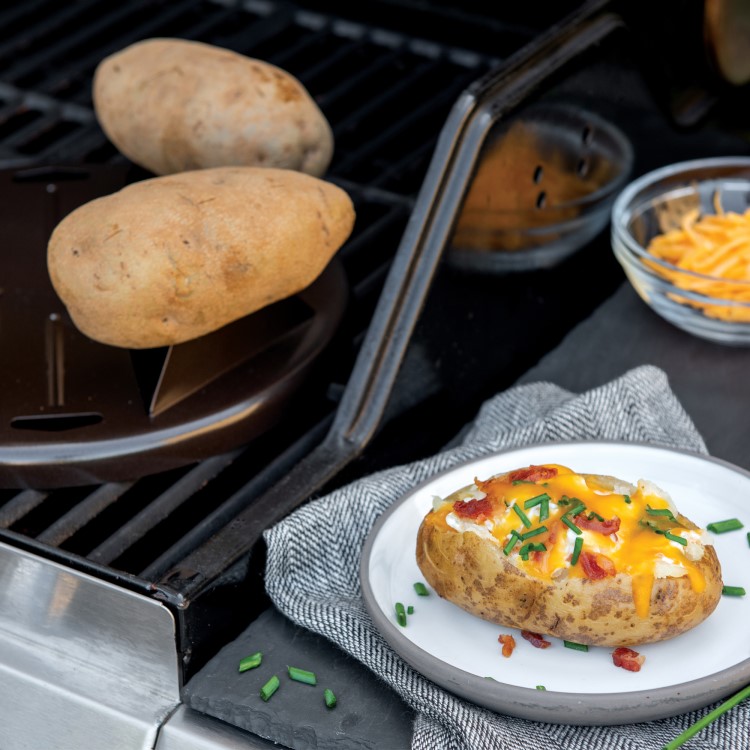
430,464,708,618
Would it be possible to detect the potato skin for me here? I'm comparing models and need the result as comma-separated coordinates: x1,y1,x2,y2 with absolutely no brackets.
416,487,723,647
47,167,354,349
93,38,333,177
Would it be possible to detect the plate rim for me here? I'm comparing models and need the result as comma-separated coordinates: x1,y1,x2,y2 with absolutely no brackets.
360,439,750,725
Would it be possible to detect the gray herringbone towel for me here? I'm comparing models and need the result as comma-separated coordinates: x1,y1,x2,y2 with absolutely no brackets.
264,365,750,750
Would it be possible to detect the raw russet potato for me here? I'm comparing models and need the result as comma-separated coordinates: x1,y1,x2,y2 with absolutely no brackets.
93,38,334,177
417,464,723,647
47,167,355,349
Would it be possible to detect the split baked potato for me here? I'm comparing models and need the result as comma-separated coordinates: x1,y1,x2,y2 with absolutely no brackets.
416,464,722,647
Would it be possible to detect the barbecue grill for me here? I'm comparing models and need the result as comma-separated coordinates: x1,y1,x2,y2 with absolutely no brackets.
1,1,749,748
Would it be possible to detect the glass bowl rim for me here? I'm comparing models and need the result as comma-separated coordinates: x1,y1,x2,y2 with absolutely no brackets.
612,156,750,296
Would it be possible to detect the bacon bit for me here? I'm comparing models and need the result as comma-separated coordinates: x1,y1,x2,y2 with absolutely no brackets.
506,465,558,483
573,514,621,536
521,630,552,649
579,551,617,580
546,520,561,545
453,497,493,520
498,634,516,658
612,647,645,672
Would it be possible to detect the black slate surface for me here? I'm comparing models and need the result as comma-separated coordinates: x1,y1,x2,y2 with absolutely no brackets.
183,607,415,750
518,282,750,470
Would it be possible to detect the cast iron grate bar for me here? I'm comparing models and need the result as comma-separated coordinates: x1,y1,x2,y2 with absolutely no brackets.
87,451,242,567
37,3,247,103
142,413,333,581
1,0,145,88
36,482,133,547
0,490,48,528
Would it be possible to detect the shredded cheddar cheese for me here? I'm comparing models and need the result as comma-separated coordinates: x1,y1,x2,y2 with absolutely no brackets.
645,198,750,321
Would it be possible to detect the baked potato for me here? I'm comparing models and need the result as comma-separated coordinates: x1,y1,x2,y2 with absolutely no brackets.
93,38,334,177
47,166,354,349
416,464,722,647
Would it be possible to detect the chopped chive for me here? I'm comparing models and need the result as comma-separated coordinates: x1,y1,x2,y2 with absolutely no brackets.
395,602,407,627
503,530,520,556
565,502,586,518
524,493,551,509
513,479,533,485
413,582,429,596
747,532,750,547
646,505,675,520
288,666,317,685
562,515,582,535
238,652,262,672
564,641,589,652
260,675,280,701
324,688,337,709
722,586,746,597
519,542,546,560
571,536,583,565
707,518,744,534
662,683,750,750
536,685,546,690
623,495,632,504
520,525,548,541
484,676,496,680
558,496,571,506
665,531,687,546
407,605,414,615
512,503,532,528
587,511,605,522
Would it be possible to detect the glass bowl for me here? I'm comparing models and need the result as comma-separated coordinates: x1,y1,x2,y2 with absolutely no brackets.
611,157,750,345
448,103,634,272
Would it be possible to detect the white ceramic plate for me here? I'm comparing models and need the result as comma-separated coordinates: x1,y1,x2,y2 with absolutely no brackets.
360,442,750,724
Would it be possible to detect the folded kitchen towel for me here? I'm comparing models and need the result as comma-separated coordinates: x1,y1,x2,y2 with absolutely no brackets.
264,364,748,750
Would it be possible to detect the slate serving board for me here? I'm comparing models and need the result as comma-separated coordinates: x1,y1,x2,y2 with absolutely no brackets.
183,607,415,750
519,282,750,470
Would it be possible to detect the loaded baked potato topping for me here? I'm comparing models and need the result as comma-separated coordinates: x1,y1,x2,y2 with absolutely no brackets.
417,464,723,646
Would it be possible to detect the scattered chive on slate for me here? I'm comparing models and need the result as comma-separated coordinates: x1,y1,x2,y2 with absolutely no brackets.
413,582,429,596
324,688,337,709
706,518,744,534
395,602,407,627
722,585,746,597
662,683,750,750
287,666,317,685
536,685,546,691
407,605,414,615
564,641,589,652
260,675,280,702
238,652,262,672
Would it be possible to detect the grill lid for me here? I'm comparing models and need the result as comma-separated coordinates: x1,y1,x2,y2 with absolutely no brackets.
0,164,348,487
